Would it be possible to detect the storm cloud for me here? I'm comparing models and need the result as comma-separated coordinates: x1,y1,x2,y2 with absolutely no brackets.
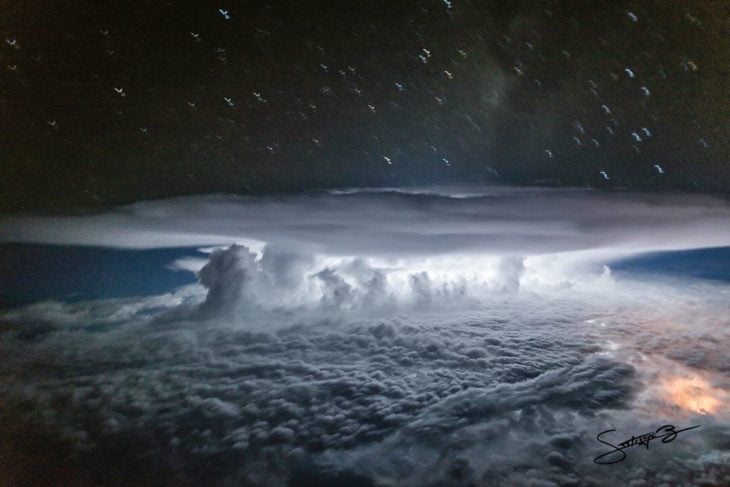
1,187,729,485
1,275,729,485
2,187,730,257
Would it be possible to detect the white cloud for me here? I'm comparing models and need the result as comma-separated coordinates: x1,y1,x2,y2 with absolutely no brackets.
2,187,729,259
1,268,729,485
1,187,729,485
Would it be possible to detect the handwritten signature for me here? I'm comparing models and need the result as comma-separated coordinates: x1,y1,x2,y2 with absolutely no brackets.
593,424,700,464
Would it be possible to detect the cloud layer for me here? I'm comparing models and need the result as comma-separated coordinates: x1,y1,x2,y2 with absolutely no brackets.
1,187,729,485
3,187,730,258
2,254,730,485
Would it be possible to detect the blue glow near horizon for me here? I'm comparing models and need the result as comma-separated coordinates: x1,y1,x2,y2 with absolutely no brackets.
2,242,730,310
612,246,730,283
0,244,202,308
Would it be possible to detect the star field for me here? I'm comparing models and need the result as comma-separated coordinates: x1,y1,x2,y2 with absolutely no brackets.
1,0,728,211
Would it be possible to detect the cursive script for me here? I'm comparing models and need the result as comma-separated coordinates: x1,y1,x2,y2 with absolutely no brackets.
593,424,700,464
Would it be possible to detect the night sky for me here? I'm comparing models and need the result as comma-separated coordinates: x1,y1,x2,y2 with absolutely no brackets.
1,0,728,212
2,3,730,483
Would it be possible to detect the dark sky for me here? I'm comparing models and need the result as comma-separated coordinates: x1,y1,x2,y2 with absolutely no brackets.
1,0,728,211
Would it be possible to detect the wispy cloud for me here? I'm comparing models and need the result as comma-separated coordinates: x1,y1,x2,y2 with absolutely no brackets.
2,187,730,257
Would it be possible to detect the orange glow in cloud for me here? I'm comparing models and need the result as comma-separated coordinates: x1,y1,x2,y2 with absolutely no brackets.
663,375,723,415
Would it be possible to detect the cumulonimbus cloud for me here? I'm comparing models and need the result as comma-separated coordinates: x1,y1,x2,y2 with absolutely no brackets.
1,187,730,485
4,186,729,325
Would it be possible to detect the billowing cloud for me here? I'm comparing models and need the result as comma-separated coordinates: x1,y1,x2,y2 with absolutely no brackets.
1,187,729,485
2,249,730,485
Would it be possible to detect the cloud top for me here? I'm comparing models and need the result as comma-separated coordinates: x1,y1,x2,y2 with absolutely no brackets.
2,187,730,485
2,187,730,259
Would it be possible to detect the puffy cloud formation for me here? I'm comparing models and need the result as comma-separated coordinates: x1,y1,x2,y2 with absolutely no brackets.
152,243,527,323
1,250,729,485
1,187,730,485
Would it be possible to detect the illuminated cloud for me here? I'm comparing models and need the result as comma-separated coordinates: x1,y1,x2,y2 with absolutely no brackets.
1,272,728,485
2,187,730,258
1,187,729,485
